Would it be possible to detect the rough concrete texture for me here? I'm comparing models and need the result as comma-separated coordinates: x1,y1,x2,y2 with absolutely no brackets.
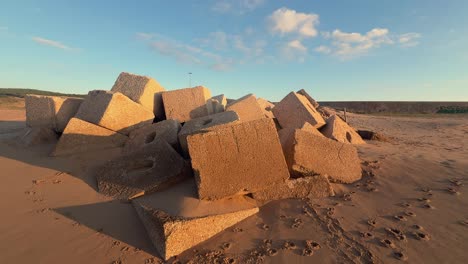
132,180,259,260
278,122,324,148
123,119,181,154
97,139,192,199
178,111,240,158
257,97,275,118
283,129,362,183
52,118,128,156
297,89,319,109
162,86,211,122
75,90,154,135
19,127,58,147
111,72,166,120
206,94,227,115
25,95,83,132
272,92,325,129
317,106,337,119
187,118,290,200
321,115,366,144
252,174,334,201
225,94,265,122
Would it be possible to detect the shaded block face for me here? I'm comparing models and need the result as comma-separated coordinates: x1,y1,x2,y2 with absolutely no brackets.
252,175,334,202
162,86,212,122
225,94,265,122
257,98,275,119
111,72,166,120
75,90,154,135
19,127,58,147
132,180,259,260
97,139,192,199
206,94,227,115
297,89,319,109
187,118,290,200
124,119,181,154
278,122,324,148
178,111,240,158
283,130,362,183
321,115,366,145
272,92,325,129
52,118,128,156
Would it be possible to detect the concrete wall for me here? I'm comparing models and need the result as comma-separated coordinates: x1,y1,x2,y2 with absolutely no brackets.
318,101,468,114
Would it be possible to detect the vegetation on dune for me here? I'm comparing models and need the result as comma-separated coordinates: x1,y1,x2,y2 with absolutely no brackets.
0,88,86,98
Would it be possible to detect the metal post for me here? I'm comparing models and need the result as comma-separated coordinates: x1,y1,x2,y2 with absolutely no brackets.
344,108,347,123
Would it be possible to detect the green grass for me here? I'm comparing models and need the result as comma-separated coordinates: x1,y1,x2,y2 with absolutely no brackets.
0,88,86,98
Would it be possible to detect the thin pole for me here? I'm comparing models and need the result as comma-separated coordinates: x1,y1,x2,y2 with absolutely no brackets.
344,108,347,123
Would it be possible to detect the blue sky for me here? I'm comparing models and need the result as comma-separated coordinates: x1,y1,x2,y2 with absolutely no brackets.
1,0,467,101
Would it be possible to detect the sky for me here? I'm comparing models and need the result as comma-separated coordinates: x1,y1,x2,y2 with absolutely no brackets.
1,0,467,101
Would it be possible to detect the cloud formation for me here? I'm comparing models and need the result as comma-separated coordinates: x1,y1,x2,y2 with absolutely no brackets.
398,33,421,47
32,37,76,50
212,0,266,14
268,7,319,38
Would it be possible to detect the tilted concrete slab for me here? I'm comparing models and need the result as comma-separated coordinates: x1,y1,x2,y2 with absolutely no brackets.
225,94,265,122
272,92,325,129
162,86,212,122
297,89,319,109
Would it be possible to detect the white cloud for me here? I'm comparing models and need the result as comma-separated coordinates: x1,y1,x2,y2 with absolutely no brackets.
135,32,154,40
32,37,76,51
212,0,265,14
197,30,266,58
315,45,331,54
268,7,319,38
398,33,421,47
287,40,307,52
282,40,308,62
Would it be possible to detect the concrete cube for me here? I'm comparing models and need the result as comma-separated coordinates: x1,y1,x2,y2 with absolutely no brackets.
283,129,362,183
225,94,265,122
252,175,334,202
178,111,240,158
52,118,128,156
321,115,366,144
297,89,319,109
257,97,275,119
25,95,83,132
97,139,192,199
75,90,154,135
123,119,181,154
111,72,166,120
132,180,259,260
187,118,290,200
278,122,324,148
206,94,227,115
272,92,325,129
162,86,211,122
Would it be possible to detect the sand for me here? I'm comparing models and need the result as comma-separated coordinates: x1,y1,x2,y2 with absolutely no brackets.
0,107,467,264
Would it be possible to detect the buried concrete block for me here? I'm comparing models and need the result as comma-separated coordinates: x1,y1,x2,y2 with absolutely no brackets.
97,139,192,199
162,86,212,122
225,94,265,122
321,115,366,144
272,92,325,129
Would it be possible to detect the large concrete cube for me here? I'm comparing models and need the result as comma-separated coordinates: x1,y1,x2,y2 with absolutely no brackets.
162,86,211,122
111,72,166,120
206,94,227,115
278,122,324,148
132,180,259,260
257,97,275,119
187,118,290,200
225,94,265,122
75,90,154,135
321,115,366,144
297,89,319,109
52,118,128,156
283,129,362,183
178,111,240,158
272,92,325,129
97,139,192,199
25,95,84,132
123,119,181,154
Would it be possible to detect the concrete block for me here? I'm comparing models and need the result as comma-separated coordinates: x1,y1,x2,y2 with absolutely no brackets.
132,180,259,260
178,111,239,158
162,86,211,122
19,127,58,147
278,122,324,148
187,118,290,200
297,89,319,109
283,129,362,183
272,92,325,129
25,95,83,132
97,139,192,199
225,94,265,122
252,175,334,201
52,118,128,156
257,98,275,119
111,72,166,120
206,94,227,115
75,90,154,135
123,119,181,154
321,115,366,144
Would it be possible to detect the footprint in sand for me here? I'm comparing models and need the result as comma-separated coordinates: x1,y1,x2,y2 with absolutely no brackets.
32,179,46,185
401,202,412,208
413,224,424,230
232,227,243,233
447,187,460,195
393,251,408,261
360,232,374,239
282,241,297,250
380,239,396,249
422,203,435,209
120,246,130,252
302,248,314,256
221,242,232,250
449,179,463,187
393,215,407,222
367,219,377,227
413,232,430,241
385,228,406,241
418,197,431,202
112,241,120,247
292,218,303,228
404,211,416,217
305,240,321,250
266,248,278,256
259,223,270,230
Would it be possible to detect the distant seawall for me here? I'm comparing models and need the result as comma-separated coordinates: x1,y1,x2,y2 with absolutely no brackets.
318,101,468,114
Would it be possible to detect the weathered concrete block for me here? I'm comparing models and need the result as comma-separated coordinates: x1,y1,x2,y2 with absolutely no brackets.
187,118,290,200
297,89,319,109
321,115,366,144
52,118,128,156
178,111,240,158
162,86,211,122
25,95,83,132
123,119,181,154
19,127,58,147
278,122,324,148
97,139,192,199
283,129,362,183
132,180,259,260
206,94,227,115
111,72,166,120
225,94,265,122
75,90,154,135
252,175,334,201
272,92,325,129
257,98,275,119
